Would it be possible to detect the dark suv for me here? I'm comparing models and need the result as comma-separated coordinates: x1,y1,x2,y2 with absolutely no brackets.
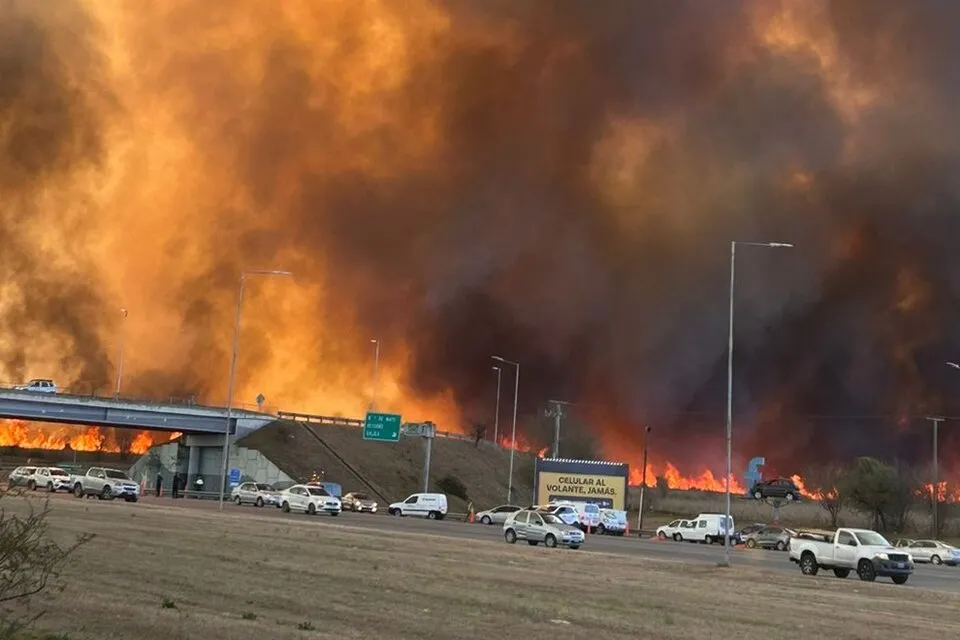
750,478,800,501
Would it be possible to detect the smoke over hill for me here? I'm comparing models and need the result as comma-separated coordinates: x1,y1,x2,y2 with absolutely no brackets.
3,0,960,475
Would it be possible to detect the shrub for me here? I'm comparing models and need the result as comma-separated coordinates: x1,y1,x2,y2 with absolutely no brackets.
0,493,93,635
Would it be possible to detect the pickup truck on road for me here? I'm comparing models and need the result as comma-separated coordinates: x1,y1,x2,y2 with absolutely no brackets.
788,527,914,584
72,467,140,502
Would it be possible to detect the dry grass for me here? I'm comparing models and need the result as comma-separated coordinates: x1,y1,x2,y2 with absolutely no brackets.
6,498,960,640
239,421,536,510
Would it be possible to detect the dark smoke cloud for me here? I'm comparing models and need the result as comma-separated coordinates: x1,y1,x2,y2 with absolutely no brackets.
0,0,112,388
6,0,960,476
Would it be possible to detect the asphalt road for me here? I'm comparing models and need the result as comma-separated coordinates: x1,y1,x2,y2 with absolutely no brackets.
63,493,960,594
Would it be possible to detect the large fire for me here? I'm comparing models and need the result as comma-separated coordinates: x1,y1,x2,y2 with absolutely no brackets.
4,0,960,487
0,420,174,455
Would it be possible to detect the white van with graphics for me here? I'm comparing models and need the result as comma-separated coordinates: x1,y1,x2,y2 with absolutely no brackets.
686,513,736,544
388,493,448,520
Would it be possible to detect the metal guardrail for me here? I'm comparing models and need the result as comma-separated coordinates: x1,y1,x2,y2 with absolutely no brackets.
0,384,277,416
276,411,484,443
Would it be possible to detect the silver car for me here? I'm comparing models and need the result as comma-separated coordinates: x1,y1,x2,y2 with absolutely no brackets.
341,492,378,513
7,466,37,487
503,510,584,549
231,482,280,507
903,540,960,566
476,504,522,525
743,526,797,551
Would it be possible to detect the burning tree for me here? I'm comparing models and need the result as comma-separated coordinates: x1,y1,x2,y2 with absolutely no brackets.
802,464,846,528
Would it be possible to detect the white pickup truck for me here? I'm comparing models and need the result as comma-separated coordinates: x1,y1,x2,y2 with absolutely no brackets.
72,467,140,502
788,527,914,584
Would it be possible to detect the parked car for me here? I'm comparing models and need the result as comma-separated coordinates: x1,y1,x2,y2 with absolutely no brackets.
503,509,584,549
656,519,693,541
535,504,580,528
750,478,800,501
789,527,913,583
72,467,140,502
14,379,57,393
597,509,627,536
7,466,37,487
278,484,341,516
475,504,522,525
341,492,378,513
743,525,797,551
306,481,342,498
388,493,448,519
32,467,73,493
734,523,767,545
901,540,960,566
231,482,280,507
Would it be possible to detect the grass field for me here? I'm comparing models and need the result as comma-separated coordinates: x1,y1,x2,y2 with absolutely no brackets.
5,497,960,640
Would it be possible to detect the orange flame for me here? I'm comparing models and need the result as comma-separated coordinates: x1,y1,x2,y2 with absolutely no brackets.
499,433,549,457
0,420,175,455
628,463,745,494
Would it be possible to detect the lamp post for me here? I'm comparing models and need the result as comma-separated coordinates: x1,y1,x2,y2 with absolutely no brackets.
218,269,292,511
638,426,652,534
115,308,128,398
492,355,520,502
723,240,793,567
492,365,502,444
370,339,380,411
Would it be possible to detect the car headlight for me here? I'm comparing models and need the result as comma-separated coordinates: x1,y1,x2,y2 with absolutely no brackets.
874,552,889,561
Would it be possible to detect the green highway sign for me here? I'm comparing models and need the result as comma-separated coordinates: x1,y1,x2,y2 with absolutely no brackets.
363,412,402,442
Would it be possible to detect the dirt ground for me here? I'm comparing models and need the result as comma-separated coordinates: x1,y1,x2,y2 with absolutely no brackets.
8,497,960,640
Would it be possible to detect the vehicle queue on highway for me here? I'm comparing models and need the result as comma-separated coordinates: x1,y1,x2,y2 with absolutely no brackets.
6,463,959,586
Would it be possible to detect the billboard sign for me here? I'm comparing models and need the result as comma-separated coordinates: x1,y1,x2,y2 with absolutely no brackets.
535,458,629,510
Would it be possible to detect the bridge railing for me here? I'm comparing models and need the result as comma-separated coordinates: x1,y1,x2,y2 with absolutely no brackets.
275,411,486,444
0,384,279,416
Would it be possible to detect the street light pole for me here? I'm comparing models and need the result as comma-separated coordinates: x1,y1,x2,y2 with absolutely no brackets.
638,426,652,534
492,366,502,444
370,339,380,411
723,240,793,567
493,355,520,503
926,416,943,538
218,270,292,512
115,308,128,398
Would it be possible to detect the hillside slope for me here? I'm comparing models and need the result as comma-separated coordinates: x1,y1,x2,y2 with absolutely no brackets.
237,421,536,512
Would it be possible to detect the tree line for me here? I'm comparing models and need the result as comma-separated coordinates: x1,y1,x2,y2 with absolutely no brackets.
803,457,954,536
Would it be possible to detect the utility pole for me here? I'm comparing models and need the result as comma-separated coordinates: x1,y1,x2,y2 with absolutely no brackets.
492,366,502,443
115,308,128,398
546,400,565,458
370,339,380,411
927,416,943,538
638,426,652,534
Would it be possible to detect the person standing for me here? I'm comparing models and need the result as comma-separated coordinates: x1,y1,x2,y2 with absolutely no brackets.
171,473,180,499
155,473,163,497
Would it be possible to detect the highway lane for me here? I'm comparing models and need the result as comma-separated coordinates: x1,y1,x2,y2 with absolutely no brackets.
67,494,960,593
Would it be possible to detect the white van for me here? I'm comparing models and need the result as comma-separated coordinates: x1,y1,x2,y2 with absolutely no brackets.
686,513,736,544
388,493,448,520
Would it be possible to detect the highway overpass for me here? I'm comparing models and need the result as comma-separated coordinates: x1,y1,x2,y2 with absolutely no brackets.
0,389,275,435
